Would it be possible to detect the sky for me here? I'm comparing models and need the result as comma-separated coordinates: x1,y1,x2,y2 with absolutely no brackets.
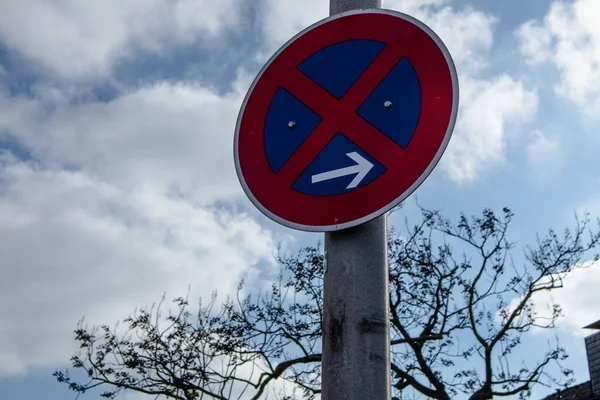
0,0,600,399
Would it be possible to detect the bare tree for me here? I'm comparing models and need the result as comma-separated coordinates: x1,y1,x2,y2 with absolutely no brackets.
54,290,319,400
386,208,599,399
55,207,600,400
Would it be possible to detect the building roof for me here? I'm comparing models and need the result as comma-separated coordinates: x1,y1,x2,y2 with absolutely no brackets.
584,320,600,330
541,381,600,400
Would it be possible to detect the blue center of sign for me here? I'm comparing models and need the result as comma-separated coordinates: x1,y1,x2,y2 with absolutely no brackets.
263,39,423,196
292,133,386,195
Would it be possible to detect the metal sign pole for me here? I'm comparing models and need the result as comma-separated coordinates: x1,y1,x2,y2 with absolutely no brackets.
323,215,390,400
330,0,381,14
322,5,389,400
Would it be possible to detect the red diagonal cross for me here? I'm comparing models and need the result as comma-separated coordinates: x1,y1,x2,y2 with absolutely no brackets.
275,44,407,187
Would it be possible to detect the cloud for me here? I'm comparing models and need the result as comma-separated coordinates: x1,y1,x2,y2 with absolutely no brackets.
516,20,553,65
258,0,327,57
0,0,287,377
443,75,538,182
386,0,496,75
390,2,537,182
516,0,600,112
527,130,563,174
0,80,245,204
0,151,276,376
0,66,279,376
519,263,600,337
0,0,243,80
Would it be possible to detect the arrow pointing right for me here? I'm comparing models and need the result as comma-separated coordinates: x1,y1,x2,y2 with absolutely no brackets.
311,152,374,189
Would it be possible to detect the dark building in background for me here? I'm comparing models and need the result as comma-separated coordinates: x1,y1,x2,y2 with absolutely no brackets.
587,320,600,397
542,320,600,400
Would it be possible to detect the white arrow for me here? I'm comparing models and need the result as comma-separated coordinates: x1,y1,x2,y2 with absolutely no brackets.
311,152,374,189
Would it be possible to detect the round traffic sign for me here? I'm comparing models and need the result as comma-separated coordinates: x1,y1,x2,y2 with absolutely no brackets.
234,9,459,232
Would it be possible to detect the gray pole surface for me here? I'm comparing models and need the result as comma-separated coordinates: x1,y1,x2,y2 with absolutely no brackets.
322,6,390,400
330,0,381,14
323,216,390,399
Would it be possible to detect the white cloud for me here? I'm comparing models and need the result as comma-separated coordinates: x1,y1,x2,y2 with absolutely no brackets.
0,0,292,376
522,263,600,337
516,20,553,65
488,263,598,393
0,69,282,376
442,75,538,182
389,2,537,182
258,0,327,56
516,0,600,112
386,0,496,75
0,152,276,376
0,0,243,80
527,130,563,173
0,80,245,204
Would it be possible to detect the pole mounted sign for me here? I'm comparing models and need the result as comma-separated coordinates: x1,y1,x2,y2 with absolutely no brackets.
234,9,458,231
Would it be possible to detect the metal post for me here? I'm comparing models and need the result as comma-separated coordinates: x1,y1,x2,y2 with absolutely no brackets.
330,0,381,14
322,215,390,400
322,1,389,398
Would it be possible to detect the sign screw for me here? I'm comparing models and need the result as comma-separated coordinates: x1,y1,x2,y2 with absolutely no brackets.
288,121,297,129
384,101,392,109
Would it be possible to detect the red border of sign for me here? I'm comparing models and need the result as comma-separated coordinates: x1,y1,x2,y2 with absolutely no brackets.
235,9,459,232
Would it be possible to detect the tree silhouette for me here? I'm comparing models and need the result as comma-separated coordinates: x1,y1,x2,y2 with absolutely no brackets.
55,207,600,399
